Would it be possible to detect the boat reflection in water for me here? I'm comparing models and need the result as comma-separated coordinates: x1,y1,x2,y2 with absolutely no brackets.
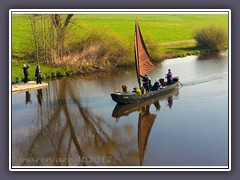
112,88,179,165
12,78,179,166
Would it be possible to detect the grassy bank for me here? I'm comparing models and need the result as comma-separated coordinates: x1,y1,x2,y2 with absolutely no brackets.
11,14,228,82
11,60,76,83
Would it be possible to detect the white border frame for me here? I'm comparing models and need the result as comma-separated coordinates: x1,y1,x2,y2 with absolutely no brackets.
9,9,231,171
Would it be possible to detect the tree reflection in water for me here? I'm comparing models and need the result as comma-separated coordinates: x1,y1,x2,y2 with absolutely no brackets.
15,79,139,166
13,78,178,166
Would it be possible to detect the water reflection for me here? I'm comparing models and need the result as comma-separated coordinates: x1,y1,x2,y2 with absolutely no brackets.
167,96,173,109
14,79,138,166
25,91,32,105
37,89,43,105
13,79,179,166
112,88,179,165
153,101,161,111
138,104,156,166
12,52,228,167
197,51,228,61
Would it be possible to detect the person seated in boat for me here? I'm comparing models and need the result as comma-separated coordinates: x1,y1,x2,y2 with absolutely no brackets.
140,74,152,92
151,78,162,91
166,69,173,85
133,87,142,95
140,87,146,94
159,78,165,87
122,85,129,93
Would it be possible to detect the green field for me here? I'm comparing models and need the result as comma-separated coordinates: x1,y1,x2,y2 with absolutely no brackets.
75,14,228,42
12,14,228,58
11,13,228,82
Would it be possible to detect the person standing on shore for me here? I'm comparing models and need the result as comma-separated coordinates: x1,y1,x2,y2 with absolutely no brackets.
35,64,42,84
22,64,30,83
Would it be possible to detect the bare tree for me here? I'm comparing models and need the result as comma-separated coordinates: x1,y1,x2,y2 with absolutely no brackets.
29,14,74,64
51,14,74,59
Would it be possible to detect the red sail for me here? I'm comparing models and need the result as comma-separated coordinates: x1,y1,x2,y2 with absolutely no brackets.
135,21,156,77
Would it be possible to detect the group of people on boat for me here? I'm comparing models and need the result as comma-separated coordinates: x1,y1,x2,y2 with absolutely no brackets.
125,69,173,95
137,69,173,93
22,64,42,84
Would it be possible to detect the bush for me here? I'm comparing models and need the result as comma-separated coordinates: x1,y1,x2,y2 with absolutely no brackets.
68,29,131,69
144,35,164,62
194,26,228,51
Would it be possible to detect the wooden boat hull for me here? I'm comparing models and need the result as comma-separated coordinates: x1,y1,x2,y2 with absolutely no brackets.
112,87,179,118
111,77,179,104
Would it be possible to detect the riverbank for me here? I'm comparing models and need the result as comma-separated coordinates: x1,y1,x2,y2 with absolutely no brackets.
11,40,218,84
11,60,76,83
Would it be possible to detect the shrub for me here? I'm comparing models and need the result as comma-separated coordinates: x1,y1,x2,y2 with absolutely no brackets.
67,28,131,69
144,35,164,62
56,70,66,76
194,26,228,52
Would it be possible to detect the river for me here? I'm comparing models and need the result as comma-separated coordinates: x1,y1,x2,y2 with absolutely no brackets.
11,52,229,167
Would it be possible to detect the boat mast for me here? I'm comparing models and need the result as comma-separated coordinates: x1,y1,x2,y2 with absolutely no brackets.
134,20,141,89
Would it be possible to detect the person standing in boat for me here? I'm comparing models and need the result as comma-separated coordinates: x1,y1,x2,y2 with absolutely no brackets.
140,74,151,92
22,64,30,83
166,69,173,85
35,64,42,84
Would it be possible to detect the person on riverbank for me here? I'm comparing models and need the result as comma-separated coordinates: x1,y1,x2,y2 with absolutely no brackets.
22,64,30,83
166,69,173,85
35,64,42,84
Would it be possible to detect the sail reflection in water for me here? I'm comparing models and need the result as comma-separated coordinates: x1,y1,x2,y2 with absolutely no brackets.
12,49,229,167
112,88,179,165
12,77,179,166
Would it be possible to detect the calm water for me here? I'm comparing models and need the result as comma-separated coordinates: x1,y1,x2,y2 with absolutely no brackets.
11,52,229,167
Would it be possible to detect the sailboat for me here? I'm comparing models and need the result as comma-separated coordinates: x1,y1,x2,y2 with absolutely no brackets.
111,20,179,105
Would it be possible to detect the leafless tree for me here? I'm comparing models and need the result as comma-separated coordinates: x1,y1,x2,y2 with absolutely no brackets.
29,14,74,64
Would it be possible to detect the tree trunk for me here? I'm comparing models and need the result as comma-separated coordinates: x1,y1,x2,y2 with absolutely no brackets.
51,14,74,59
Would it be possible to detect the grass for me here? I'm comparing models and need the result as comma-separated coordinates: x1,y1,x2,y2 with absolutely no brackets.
12,14,228,57
11,60,76,83
11,13,228,82
11,15,33,58
71,14,228,45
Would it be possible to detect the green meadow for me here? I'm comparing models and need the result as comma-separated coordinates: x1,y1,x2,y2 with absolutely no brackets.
74,14,228,42
11,14,228,82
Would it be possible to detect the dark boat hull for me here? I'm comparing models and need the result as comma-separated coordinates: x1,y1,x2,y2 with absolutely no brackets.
112,87,179,118
111,77,179,104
